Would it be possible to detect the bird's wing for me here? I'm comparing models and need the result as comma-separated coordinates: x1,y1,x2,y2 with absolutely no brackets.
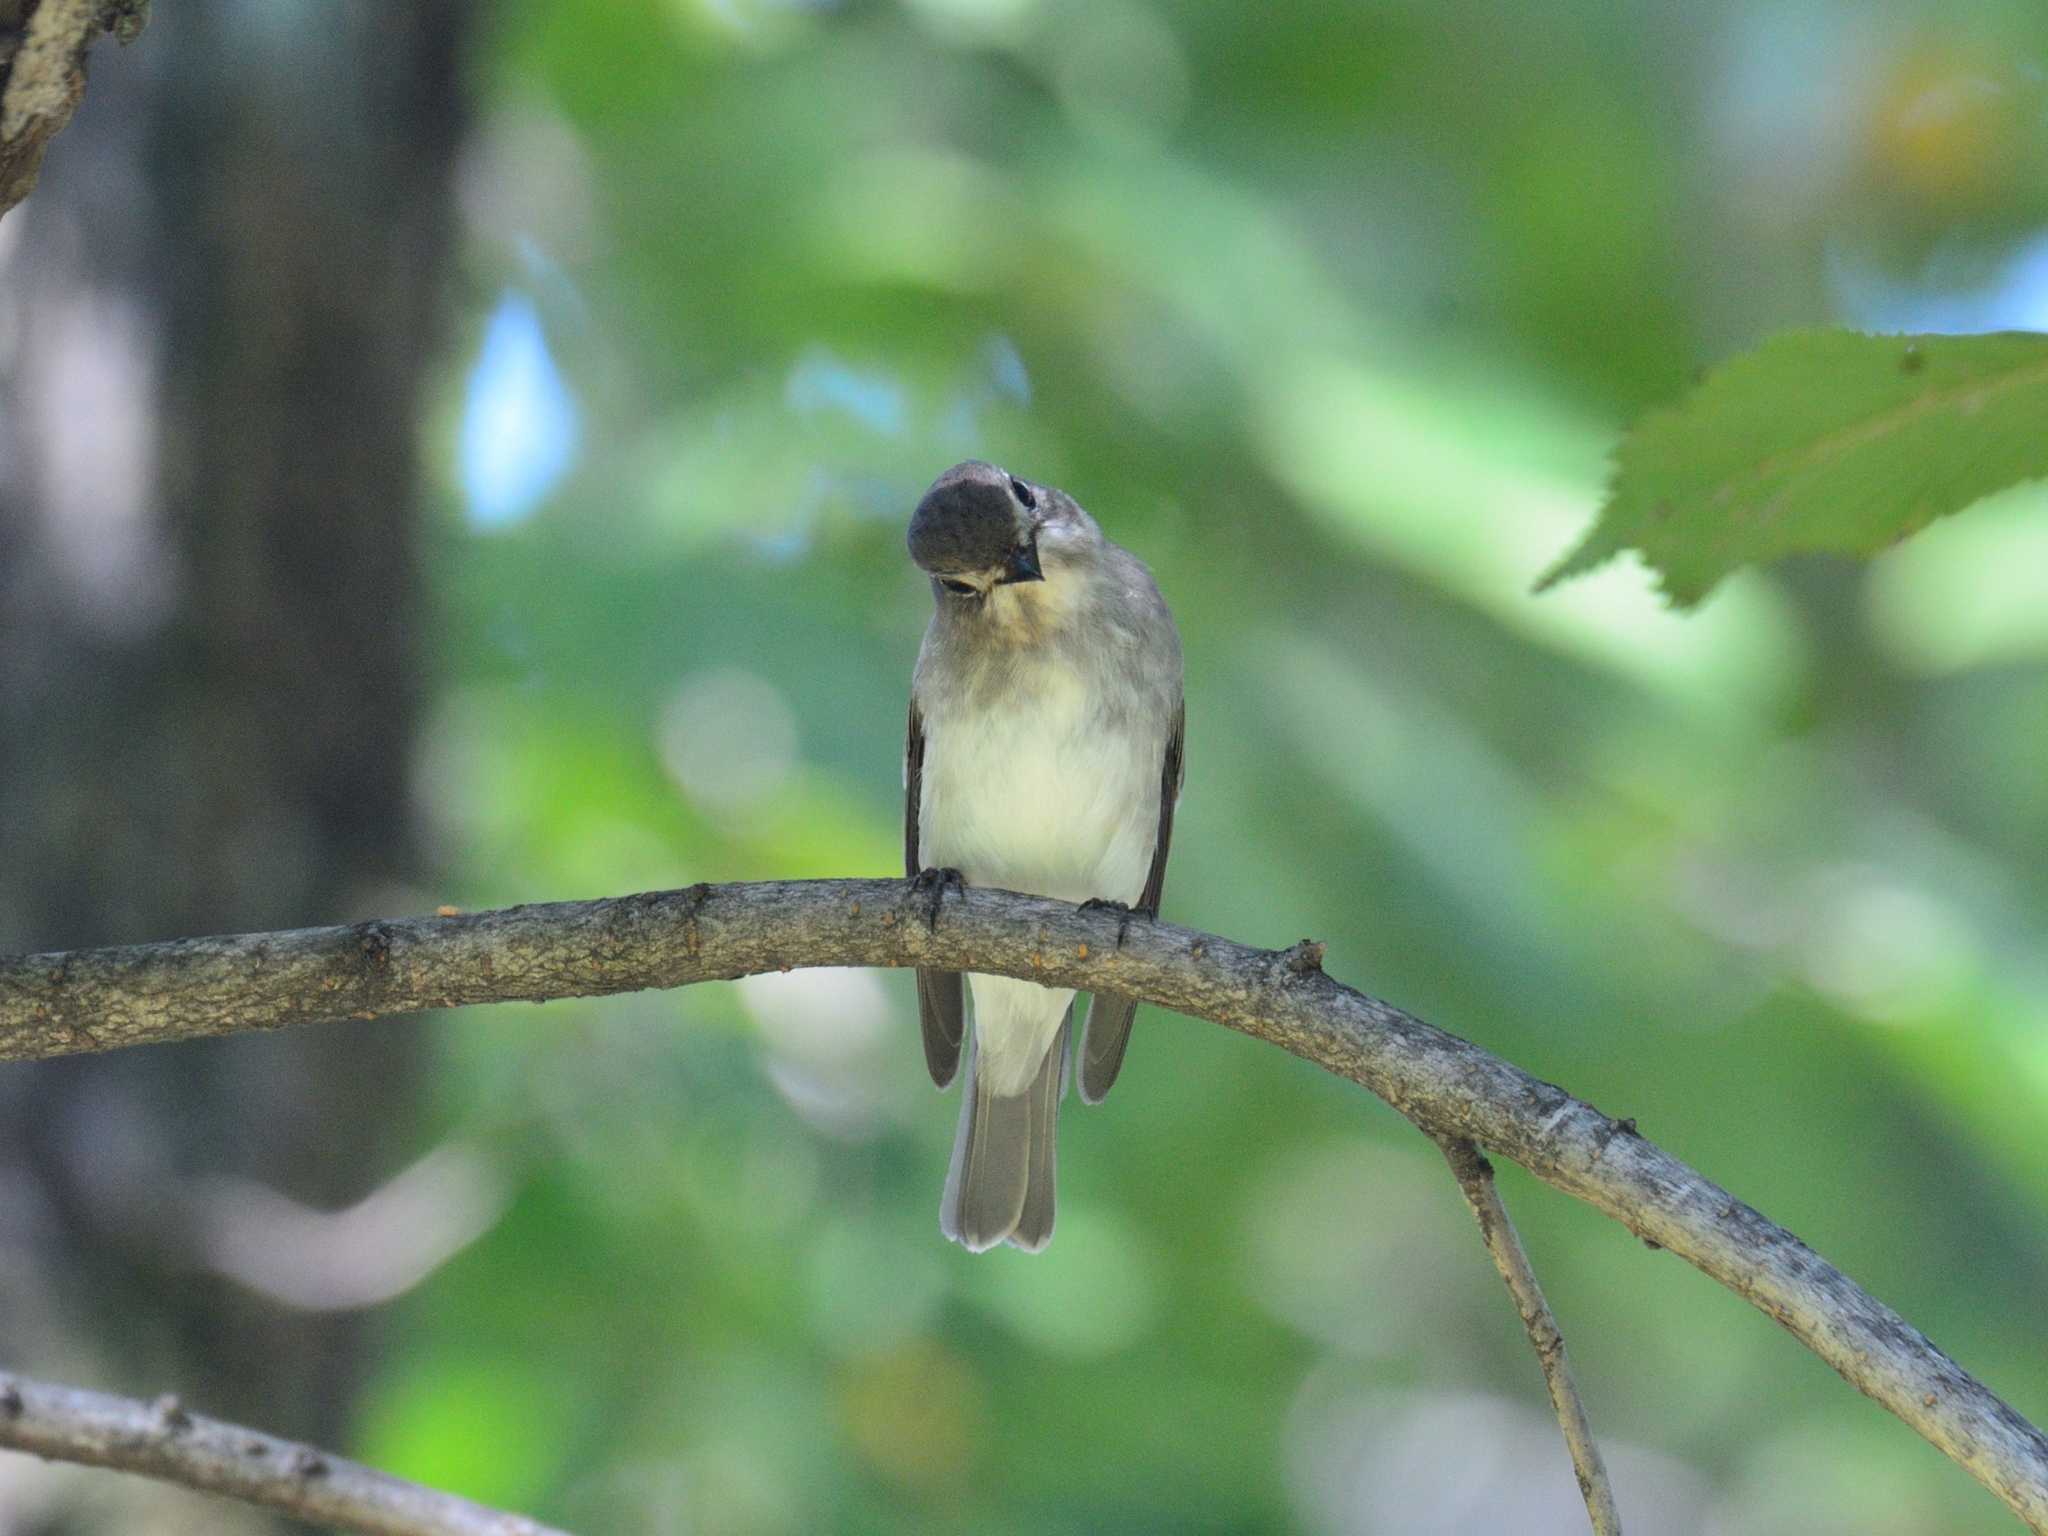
1078,701,1185,1103
907,697,965,1087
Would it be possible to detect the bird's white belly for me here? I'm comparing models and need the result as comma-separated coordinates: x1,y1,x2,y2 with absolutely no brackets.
918,663,1160,1097
918,665,1156,909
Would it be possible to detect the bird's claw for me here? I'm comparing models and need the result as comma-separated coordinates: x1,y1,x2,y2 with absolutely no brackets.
911,867,965,933
1080,896,1155,950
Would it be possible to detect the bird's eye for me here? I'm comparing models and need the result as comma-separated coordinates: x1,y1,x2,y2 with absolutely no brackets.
940,578,977,597
1009,477,1036,510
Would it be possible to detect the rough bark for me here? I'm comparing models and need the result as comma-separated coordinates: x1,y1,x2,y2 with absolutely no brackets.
0,0,146,218
2,878,2044,1531
0,1372,567,1536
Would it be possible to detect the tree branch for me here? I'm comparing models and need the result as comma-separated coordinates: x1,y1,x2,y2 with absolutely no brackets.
0,0,145,218
2,878,2045,1531
1433,1133,1622,1534
0,1371,567,1535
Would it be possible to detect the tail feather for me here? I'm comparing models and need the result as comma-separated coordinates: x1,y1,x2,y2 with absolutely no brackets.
1010,1014,1068,1252
941,1013,1069,1253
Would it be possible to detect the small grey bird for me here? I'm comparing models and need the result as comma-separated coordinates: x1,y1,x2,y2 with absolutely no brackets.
903,460,1184,1252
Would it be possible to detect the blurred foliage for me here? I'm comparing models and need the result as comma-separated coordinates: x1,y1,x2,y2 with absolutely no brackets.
358,0,2048,1531
1545,328,2048,604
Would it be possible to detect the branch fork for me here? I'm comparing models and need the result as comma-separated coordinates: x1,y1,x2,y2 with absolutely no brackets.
3,879,2045,1532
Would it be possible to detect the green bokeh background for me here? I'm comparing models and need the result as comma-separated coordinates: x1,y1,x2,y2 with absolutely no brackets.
376,1,2048,1530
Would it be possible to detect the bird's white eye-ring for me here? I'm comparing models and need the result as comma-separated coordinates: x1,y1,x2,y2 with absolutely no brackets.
1009,477,1036,510
940,578,978,597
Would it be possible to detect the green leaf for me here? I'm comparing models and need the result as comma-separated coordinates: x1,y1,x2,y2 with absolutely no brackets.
1538,329,2048,606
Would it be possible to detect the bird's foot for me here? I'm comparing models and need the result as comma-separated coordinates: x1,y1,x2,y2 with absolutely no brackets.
910,867,966,933
1079,896,1156,950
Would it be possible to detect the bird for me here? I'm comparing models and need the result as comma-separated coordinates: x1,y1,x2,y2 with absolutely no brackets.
903,460,1184,1252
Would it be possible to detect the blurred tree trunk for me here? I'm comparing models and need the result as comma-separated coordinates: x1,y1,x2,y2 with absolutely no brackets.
0,3,468,1527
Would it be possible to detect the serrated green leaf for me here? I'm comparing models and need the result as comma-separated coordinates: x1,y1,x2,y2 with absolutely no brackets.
1538,329,2048,606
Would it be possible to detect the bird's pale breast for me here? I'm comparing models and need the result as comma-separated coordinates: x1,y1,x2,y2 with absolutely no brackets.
918,651,1157,911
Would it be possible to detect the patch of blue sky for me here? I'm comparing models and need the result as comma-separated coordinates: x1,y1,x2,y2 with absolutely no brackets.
784,348,907,436
460,290,579,530
750,526,814,563
936,394,980,450
1829,229,2048,336
982,333,1031,403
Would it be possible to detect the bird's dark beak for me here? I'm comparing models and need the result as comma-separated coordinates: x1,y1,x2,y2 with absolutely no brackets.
1001,540,1044,585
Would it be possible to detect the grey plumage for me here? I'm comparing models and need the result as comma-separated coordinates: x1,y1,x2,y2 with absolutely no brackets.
940,1010,1069,1252
907,476,1022,578
1077,703,1184,1104
904,459,1184,1252
904,701,965,1086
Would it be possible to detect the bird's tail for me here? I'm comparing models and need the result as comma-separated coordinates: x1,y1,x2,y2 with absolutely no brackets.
940,1011,1069,1253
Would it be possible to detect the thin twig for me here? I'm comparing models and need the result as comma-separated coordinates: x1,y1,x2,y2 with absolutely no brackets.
0,1371,567,1536
1434,1133,1622,1535
1,879,2045,1531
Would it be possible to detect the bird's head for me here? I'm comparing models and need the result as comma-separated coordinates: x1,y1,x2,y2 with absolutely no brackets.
907,461,1096,606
